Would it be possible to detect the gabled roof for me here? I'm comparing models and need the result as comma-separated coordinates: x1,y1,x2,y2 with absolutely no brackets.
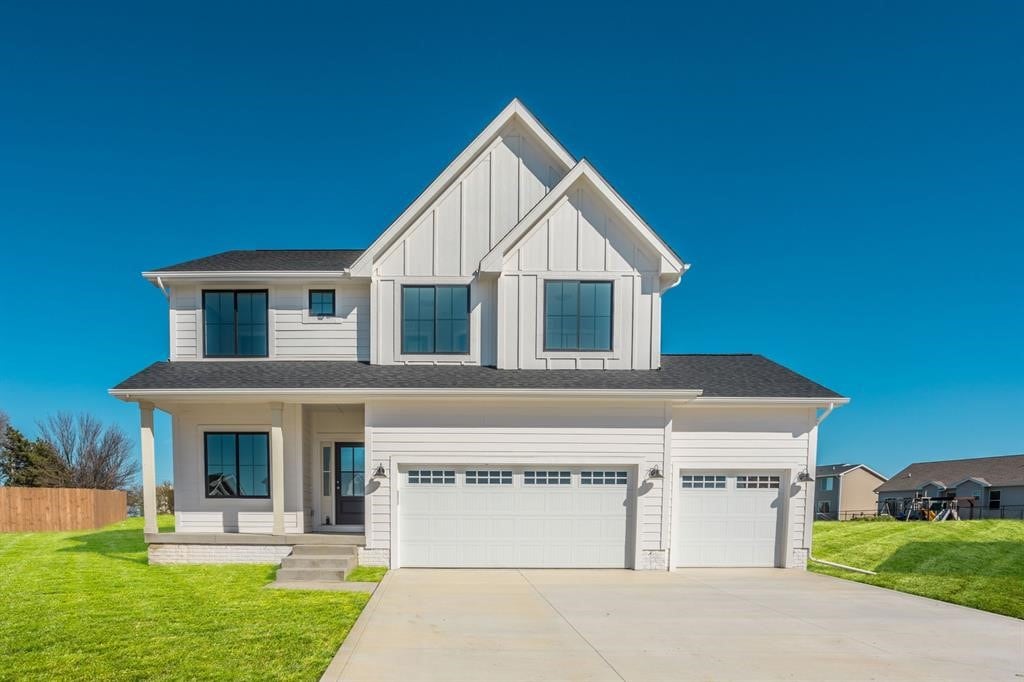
111,353,844,400
815,463,887,481
875,454,1024,493
145,250,364,277
348,99,576,277
478,159,686,279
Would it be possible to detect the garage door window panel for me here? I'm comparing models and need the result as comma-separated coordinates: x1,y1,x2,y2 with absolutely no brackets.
408,470,455,485
581,471,628,485
465,470,513,485
736,475,780,489
524,471,571,485
682,474,727,489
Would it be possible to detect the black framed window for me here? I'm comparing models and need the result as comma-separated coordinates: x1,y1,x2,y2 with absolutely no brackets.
309,289,335,317
204,432,269,498
989,490,1001,510
544,280,612,351
203,290,268,357
401,285,469,354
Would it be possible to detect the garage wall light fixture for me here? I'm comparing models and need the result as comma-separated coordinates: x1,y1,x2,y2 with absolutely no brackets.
646,466,663,480
372,464,387,479
797,470,814,482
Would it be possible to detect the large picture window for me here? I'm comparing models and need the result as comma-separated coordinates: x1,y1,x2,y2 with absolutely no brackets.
204,432,270,498
544,281,612,351
401,285,469,354
203,290,268,357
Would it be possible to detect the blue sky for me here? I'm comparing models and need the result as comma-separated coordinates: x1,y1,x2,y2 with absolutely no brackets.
0,2,1021,482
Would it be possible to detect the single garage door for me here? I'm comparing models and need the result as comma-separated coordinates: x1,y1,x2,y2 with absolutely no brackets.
399,467,631,568
674,472,782,567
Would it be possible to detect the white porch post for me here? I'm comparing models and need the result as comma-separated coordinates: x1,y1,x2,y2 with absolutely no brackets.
139,401,158,536
271,403,285,535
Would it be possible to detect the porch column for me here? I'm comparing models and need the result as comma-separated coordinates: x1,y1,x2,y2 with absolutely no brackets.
139,402,158,536
271,403,285,535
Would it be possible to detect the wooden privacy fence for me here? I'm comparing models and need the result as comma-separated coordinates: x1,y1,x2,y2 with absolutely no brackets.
0,487,127,532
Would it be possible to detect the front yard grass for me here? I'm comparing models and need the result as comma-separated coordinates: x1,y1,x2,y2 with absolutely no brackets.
0,516,369,680
810,519,1024,619
346,565,387,582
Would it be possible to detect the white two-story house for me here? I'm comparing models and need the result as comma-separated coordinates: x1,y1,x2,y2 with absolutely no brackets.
111,99,846,571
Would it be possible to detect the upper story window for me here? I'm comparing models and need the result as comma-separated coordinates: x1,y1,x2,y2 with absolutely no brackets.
544,281,612,352
205,432,269,498
309,289,336,317
820,477,835,492
203,290,268,357
401,285,469,354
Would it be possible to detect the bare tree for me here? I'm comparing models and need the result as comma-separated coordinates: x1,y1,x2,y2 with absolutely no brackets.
36,412,138,490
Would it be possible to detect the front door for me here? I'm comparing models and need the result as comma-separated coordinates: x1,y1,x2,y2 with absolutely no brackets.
334,443,365,526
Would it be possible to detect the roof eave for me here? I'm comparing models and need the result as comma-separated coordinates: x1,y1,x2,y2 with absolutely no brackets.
109,387,704,403
142,270,352,283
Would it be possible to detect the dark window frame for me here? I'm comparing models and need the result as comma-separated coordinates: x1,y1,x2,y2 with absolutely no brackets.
989,490,1001,510
400,284,471,355
308,289,336,317
202,289,269,358
542,280,614,352
203,431,271,499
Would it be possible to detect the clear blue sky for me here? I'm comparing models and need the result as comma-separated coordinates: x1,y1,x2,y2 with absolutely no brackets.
1,2,1021,482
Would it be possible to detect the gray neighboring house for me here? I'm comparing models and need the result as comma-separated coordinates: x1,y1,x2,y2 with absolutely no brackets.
875,454,1024,519
814,464,888,520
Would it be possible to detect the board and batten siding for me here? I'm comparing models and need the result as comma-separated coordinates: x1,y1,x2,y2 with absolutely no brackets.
498,181,663,370
371,123,567,366
671,406,817,567
364,400,671,569
167,282,369,361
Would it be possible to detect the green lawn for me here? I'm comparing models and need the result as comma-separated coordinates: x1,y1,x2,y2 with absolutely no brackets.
346,565,387,582
810,519,1024,619
0,517,370,680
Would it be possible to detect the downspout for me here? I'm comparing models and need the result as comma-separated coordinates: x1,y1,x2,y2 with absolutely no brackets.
155,276,169,300
815,401,836,427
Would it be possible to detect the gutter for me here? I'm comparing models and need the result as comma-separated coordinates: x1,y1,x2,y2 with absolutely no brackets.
142,270,352,283
108,387,705,403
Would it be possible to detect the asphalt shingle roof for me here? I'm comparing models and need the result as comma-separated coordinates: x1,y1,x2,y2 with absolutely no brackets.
816,464,863,477
875,454,1024,492
149,249,365,272
112,354,843,398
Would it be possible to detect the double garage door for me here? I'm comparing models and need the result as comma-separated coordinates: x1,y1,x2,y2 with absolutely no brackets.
397,466,783,568
399,467,631,568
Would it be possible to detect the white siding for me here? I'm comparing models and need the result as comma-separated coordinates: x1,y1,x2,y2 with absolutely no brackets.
167,282,369,362
671,406,817,567
171,403,306,533
272,282,369,360
364,400,670,569
372,123,566,366
169,285,199,359
498,181,663,370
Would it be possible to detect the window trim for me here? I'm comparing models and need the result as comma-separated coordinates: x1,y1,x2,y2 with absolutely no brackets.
989,490,1001,510
542,280,614,352
308,289,336,317
203,431,271,499
201,289,270,358
400,284,471,355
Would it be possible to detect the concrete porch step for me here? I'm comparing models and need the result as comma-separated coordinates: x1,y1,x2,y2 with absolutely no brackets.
290,544,358,557
281,555,356,570
276,567,348,582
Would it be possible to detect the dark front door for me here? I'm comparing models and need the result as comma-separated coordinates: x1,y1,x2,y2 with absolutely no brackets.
335,443,365,526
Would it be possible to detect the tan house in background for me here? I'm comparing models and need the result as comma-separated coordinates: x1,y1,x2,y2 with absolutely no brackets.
814,464,887,520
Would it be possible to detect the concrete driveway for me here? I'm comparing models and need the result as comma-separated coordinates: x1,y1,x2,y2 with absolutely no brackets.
324,569,1023,681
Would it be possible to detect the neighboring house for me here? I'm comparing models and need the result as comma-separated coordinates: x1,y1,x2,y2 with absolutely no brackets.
876,454,1024,519
813,464,887,520
111,99,847,570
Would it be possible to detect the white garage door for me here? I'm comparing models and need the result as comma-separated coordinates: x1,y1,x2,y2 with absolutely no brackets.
399,467,631,568
674,472,782,567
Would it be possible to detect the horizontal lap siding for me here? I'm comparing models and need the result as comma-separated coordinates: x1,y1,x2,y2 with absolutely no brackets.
366,401,667,564
170,286,199,359
273,284,369,360
672,407,816,566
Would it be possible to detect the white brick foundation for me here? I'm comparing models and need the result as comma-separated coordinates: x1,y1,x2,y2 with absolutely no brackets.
789,547,809,569
638,549,668,570
357,547,389,567
149,544,293,564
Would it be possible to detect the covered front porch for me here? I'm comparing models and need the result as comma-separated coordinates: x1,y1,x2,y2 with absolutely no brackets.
136,400,374,547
